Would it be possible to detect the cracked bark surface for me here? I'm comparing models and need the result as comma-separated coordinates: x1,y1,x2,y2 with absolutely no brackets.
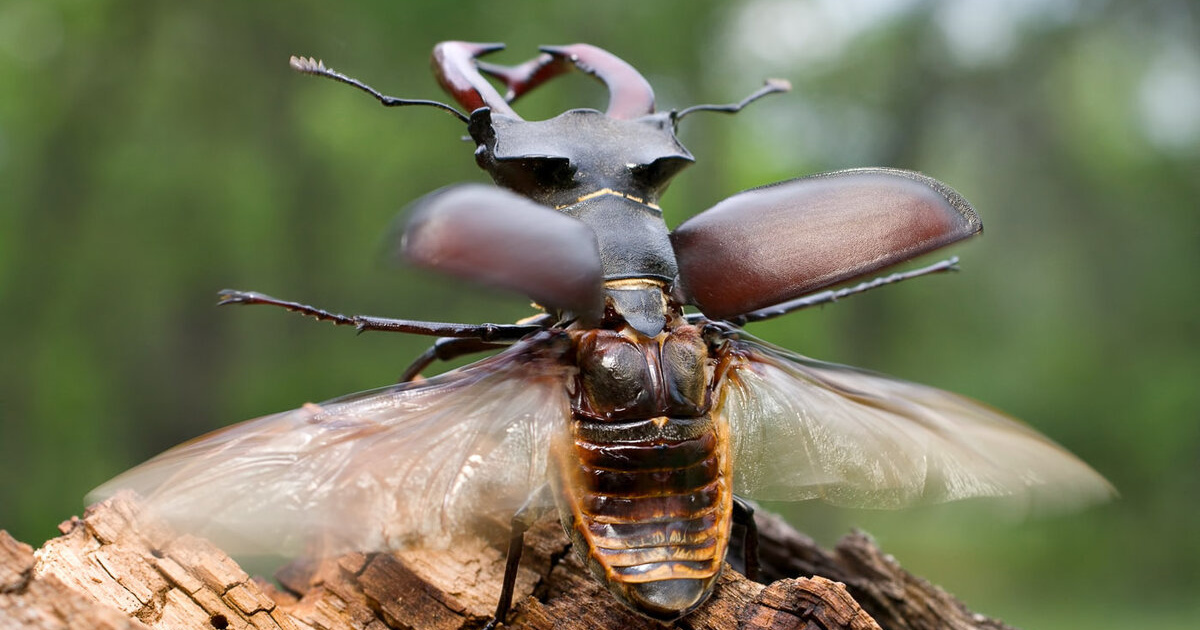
1,494,1014,630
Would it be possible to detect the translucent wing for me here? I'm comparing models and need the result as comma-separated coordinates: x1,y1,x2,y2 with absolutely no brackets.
719,334,1114,510
88,334,575,556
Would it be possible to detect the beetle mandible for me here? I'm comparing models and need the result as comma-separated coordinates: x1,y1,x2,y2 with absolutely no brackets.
91,42,1113,625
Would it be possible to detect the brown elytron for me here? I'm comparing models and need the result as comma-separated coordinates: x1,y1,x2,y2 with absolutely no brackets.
552,322,731,617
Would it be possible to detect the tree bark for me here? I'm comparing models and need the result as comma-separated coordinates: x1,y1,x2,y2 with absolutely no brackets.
1,494,1015,630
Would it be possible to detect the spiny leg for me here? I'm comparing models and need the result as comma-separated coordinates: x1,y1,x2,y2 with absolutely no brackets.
217,290,543,341
690,257,961,327
399,313,556,381
399,338,511,382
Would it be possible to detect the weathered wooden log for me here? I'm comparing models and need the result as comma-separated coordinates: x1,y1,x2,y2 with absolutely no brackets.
1,494,1015,630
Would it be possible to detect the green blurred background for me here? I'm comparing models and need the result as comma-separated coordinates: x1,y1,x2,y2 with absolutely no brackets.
1,1,1196,627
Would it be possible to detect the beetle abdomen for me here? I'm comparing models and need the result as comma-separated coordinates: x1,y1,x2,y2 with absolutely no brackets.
550,414,733,621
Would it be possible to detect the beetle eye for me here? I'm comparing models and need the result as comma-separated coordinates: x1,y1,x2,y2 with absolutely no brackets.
491,157,575,197
630,156,690,190
531,157,575,188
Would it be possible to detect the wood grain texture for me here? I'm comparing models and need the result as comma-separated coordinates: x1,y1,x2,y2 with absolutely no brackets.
1,494,1015,630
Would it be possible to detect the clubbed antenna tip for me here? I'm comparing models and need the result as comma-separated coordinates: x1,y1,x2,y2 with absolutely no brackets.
766,78,792,93
289,55,327,75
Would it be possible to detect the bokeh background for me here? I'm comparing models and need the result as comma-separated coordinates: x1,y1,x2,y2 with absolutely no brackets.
1,1,1196,627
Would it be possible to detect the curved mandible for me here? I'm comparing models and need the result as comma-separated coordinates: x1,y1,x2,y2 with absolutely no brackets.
476,52,573,103
540,44,656,119
431,41,520,118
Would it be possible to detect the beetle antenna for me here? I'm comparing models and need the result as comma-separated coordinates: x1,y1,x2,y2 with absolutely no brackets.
675,78,791,122
289,56,469,124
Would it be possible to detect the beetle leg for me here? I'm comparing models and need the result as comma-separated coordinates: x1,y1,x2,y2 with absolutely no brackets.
723,257,961,326
675,78,791,121
216,290,543,341
400,314,555,381
399,338,513,382
488,485,554,629
685,258,962,328
731,496,761,582
476,53,572,103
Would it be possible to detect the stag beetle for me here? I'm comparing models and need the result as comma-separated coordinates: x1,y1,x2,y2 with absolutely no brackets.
92,42,1112,625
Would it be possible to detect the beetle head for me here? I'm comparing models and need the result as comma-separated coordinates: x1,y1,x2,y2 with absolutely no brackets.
468,108,694,208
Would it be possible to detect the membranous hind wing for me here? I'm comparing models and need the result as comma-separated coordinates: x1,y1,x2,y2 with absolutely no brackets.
717,334,1114,510
88,332,575,557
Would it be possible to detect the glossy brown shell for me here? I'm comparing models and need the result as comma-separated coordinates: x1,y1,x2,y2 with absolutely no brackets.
671,168,981,320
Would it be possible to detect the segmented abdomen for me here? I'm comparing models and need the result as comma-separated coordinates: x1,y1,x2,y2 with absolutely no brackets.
549,413,732,621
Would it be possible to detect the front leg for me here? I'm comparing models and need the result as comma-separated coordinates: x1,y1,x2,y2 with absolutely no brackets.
217,290,545,341
399,313,557,382
399,338,512,382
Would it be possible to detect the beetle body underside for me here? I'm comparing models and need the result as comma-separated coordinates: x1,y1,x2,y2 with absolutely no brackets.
550,319,733,620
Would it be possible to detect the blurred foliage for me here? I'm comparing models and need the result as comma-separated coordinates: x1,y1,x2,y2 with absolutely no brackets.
1,1,1197,628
